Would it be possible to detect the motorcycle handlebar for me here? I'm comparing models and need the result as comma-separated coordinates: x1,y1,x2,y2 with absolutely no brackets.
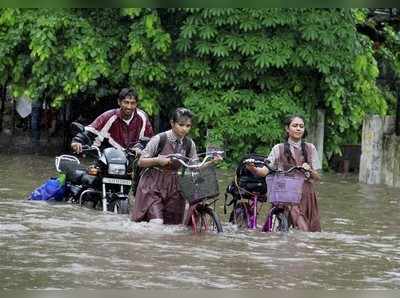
79,145,138,159
81,145,101,158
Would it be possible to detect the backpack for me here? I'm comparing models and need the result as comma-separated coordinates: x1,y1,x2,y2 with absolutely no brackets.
29,175,66,201
224,154,268,214
131,132,192,196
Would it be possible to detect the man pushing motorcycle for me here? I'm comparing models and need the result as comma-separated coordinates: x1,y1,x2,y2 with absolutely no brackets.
69,87,154,213
71,87,154,154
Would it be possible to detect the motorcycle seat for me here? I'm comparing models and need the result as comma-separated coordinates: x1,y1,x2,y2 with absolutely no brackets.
81,174,97,186
69,169,87,184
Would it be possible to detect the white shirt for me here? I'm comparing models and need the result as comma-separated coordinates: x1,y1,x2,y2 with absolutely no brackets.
267,140,321,170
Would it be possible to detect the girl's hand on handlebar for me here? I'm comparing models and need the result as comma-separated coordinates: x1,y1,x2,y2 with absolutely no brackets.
130,147,142,156
246,163,269,177
245,163,257,173
301,163,321,180
212,154,223,163
71,142,83,154
302,163,311,172
202,153,223,168
301,162,319,180
157,155,172,167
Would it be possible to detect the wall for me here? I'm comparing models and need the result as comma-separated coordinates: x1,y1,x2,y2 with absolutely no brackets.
307,108,325,168
359,115,400,187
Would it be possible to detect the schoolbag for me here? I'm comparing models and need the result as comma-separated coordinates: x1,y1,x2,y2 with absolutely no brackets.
131,132,192,196
224,154,268,214
29,175,66,201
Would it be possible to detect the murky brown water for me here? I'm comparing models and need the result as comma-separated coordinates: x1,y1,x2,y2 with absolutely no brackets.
1,153,400,289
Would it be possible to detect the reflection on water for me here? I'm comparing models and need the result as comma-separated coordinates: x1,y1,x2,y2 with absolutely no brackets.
0,154,400,289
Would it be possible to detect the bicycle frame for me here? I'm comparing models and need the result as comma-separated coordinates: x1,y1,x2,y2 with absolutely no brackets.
233,192,265,230
249,193,259,229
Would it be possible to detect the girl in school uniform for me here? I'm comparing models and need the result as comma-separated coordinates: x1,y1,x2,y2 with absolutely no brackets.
247,115,321,232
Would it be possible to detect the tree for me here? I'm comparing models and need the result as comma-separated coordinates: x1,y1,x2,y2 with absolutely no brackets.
171,8,387,160
0,8,170,115
0,8,390,164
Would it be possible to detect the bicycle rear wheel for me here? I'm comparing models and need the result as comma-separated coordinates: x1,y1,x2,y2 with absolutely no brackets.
229,202,249,229
192,206,223,233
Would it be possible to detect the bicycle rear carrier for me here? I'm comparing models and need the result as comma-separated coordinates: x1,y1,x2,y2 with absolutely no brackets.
178,166,219,205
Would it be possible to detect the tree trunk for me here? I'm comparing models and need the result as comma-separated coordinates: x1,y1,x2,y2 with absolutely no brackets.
396,87,400,136
31,100,42,145
0,84,5,132
11,98,16,135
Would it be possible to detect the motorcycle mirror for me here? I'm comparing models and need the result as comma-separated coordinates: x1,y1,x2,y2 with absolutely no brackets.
71,122,85,135
70,122,92,146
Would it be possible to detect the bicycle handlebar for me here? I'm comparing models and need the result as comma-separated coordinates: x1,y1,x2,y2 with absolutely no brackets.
198,150,225,157
243,158,310,178
165,150,224,169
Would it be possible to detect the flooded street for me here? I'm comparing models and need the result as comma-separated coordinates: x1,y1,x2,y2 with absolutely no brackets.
1,153,400,289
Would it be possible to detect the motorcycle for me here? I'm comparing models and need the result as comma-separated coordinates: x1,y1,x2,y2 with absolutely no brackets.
55,122,147,214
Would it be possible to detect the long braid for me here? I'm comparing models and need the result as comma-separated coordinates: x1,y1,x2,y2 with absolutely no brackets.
284,141,294,164
301,140,309,164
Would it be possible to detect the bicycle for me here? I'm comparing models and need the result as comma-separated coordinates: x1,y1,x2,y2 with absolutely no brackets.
229,158,309,232
262,162,310,232
226,156,268,230
165,150,224,234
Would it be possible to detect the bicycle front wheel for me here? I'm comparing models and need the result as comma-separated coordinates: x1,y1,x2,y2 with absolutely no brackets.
192,206,223,233
263,206,290,232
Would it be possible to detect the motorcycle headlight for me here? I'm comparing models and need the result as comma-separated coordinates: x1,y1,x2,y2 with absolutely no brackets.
108,164,126,175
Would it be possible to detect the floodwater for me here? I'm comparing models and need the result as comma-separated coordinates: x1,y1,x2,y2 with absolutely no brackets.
0,153,399,289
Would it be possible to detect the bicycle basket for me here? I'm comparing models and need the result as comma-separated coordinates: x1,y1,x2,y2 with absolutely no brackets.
178,166,219,205
266,174,304,204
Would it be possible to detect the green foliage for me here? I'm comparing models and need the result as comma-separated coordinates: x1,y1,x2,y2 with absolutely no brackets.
372,24,400,115
0,8,392,164
172,8,387,159
0,8,171,113
121,8,172,116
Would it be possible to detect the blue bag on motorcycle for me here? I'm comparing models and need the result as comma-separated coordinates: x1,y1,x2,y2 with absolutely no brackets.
29,175,66,201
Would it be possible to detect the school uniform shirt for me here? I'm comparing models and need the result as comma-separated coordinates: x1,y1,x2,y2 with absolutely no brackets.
267,139,321,171
141,129,197,160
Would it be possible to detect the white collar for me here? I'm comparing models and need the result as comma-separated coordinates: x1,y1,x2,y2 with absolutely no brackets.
166,130,184,143
288,139,302,149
